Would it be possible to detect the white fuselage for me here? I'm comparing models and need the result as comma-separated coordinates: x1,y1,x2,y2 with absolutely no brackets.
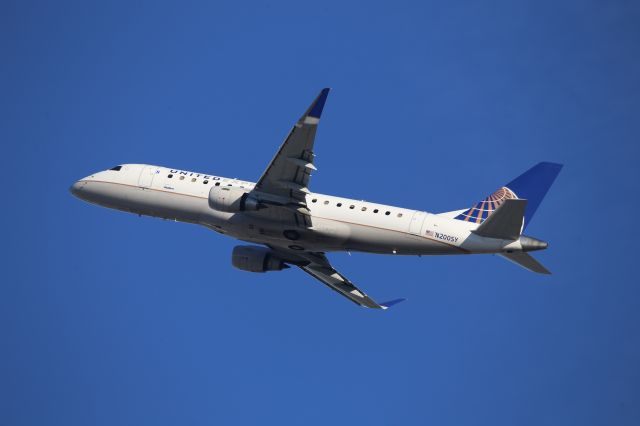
70,164,524,256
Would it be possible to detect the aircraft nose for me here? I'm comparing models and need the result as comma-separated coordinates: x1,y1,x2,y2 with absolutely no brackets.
69,181,85,198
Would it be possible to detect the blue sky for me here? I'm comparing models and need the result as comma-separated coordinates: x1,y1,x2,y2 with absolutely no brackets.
2,1,639,424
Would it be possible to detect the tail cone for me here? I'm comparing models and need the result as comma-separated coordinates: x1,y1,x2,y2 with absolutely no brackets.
519,235,548,252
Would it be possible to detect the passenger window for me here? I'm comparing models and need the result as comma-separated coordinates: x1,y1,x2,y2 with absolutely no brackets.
385,211,390,215
323,200,329,205
373,209,379,213
203,180,209,184
191,178,197,182
397,213,403,218
349,205,355,209
215,182,220,186
361,207,367,211
179,176,185,180
337,203,342,207
168,174,173,178
312,199,317,203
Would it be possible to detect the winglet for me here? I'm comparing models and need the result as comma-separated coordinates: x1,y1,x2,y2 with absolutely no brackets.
380,298,407,310
307,88,330,118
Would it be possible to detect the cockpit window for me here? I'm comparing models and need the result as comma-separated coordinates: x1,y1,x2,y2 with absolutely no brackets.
109,165,122,171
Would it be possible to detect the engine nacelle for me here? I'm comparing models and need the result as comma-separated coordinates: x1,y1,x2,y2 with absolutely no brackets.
232,246,289,273
208,186,261,213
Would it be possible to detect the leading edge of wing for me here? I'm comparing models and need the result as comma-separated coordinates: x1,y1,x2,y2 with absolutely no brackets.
268,246,405,310
297,255,406,310
254,88,331,201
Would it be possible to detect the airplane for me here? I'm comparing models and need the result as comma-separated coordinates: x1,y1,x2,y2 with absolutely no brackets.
70,88,562,310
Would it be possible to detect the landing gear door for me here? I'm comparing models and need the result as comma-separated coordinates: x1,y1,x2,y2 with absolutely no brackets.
138,166,159,188
409,211,427,235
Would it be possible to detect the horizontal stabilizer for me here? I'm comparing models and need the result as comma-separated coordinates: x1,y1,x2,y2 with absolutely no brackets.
473,199,527,240
500,252,551,274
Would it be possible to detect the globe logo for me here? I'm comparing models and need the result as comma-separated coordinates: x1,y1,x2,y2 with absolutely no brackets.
455,187,518,224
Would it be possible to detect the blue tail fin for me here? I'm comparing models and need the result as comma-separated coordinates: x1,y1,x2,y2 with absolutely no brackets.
454,162,562,230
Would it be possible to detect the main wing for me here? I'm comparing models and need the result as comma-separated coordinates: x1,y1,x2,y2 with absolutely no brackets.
255,88,329,208
251,91,404,309
271,248,405,309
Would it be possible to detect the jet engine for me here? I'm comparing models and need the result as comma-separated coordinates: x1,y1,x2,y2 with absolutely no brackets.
208,186,262,213
231,245,289,273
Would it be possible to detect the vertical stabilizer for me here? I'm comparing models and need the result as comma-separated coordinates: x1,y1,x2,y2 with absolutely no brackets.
452,162,562,229
505,162,563,230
